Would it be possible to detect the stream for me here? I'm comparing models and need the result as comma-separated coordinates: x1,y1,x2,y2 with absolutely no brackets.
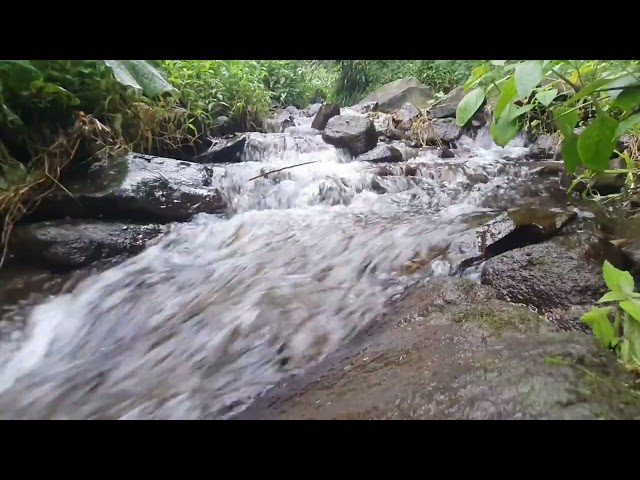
0,113,578,419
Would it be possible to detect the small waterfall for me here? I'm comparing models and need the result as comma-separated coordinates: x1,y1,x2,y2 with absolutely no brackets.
0,120,558,419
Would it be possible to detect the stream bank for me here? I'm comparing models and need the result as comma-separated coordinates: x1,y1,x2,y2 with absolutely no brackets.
1,78,640,419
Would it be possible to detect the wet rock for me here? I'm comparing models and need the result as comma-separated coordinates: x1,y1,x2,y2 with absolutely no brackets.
311,103,340,130
382,128,405,141
322,115,377,156
454,208,579,273
393,103,421,130
10,220,165,271
429,86,465,119
415,118,462,145
528,161,565,176
238,278,640,420
349,101,378,114
359,77,435,113
192,134,247,164
528,134,560,160
209,115,230,136
561,171,626,195
36,153,227,223
302,103,322,117
481,242,607,310
439,147,455,159
265,110,296,133
356,145,403,164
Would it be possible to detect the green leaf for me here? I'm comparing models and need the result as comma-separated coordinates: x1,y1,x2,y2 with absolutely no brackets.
581,307,614,348
509,104,535,120
620,299,640,322
616,113,640,137
577,113,619,171
603,74,640,100
620,337,630,362
614,88,640,113
603,260,635,295
514,61,544,98
464,65,491,91
563,78,612,106
490,60,507,66
623,315,640,366
456,87,486,127
535,88,558,107
491,104,521,147
103,60,177,98
582,307,611,327
561,133,581,173
599,291,633,303
494,76,518,119
555,106,579,137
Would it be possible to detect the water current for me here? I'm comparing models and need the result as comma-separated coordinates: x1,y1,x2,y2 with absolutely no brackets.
0,111,565,419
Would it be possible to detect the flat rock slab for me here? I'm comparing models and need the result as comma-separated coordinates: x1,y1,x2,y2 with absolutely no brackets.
236,279,640,420
36,153,227,223
359,77,434,113
356,144,403,163
322,115,377,156
11,220,165,270
481,242,607,310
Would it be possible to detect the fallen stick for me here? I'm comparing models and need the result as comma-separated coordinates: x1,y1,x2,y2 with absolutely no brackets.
248,161,318,181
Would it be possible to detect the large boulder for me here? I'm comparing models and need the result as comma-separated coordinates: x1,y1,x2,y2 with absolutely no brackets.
10,220,165,271
393,103,421,130
237,278,640,420
192,134,247,164
356,144,403,163
302,103,323,118
359,78,435,113
322,115,377,156
413,118,462,145
311,103,340,130
36,153,227,223
429,86,465,119
481,242,607,311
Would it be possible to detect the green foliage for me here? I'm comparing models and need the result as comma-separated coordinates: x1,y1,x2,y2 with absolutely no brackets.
331,60,481,106
456,87,485,126
160,60,271,130
455,60,640,183
262,60,332,108
582,260,640,371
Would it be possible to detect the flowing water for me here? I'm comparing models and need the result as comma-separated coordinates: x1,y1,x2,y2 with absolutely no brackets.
0,120,567,419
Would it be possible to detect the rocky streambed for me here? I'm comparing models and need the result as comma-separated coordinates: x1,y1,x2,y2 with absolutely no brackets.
1,78,640,419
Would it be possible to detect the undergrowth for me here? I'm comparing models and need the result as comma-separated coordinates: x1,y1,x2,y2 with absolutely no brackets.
582,261,640,374
0,59,336,267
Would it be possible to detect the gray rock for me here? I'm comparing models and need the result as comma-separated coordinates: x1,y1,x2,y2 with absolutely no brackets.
11,220,165,270
265,111,295,133
356,144,403,163
322,115,377,156
349,101,378,114
311,103,340,130
359,78,435,113
430,86,465,119
438,147,455,158
193,134,247,164
303,103,323,117
37,153,227,223
414,118,462,145
237,278,640,420
528,135,560,160
481,242,607,310
393,103,421,130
